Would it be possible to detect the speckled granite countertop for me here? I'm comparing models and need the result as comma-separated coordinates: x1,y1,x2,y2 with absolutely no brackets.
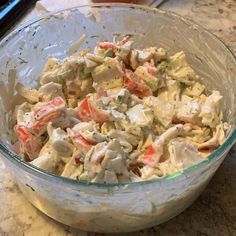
0,0,235,235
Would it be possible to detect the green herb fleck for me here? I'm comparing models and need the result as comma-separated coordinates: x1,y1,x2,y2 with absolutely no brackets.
104,49,114,58
136,51,140,62
158,61,171,74
146,81,158,91
180,82,188,90
117,95,124,104
79,69,90,80
125,116,130,122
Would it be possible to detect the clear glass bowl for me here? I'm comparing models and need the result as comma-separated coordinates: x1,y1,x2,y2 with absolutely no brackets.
0,4,235,233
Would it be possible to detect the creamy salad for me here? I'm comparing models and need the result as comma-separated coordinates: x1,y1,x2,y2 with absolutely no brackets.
12,36,228,183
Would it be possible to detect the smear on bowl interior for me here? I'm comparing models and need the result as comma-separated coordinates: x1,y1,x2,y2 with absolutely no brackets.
12,35,228,183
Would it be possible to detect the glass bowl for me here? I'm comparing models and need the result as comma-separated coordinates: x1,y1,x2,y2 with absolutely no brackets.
0,4,235,233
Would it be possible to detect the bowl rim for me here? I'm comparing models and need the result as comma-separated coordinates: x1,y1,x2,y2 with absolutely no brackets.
0,3,236,189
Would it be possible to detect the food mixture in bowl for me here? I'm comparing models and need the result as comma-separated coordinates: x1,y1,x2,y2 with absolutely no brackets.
12,36,228,183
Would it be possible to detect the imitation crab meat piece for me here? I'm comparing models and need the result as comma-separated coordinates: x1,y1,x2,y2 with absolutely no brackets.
76,96,109,124
140,124,184,167
14,125,42,160
67,128,95,153
130,49,153,69
33,96,65,120
124,69,152,98
17,97,66,136
134,64,163,92
32,96,66,134
168,140,202,168
142,145,159,167
98,42,117,51
142,62,158,76
198,124,225,152
15,125,32,143
31,110,62,135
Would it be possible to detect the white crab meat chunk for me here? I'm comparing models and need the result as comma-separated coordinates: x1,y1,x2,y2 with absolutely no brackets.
199,123,225,150
39,57,61,85
108,130,140,146
92,57,124,89
176,100,201,125
157,160,182,176
130,49,153,69
155,124,184,145
140,165,163,180
84,140,129,183
38,82,65,102
168,140,202,169
18,111,35,128
67,122,106,154
134,66,161,91
116,41,134,60
40,56,84,85
47,123,74,157
144,96,175,128
52,108,80,129
153,124,184,160
199,90,222,128
15,102,31,124
126,104,153,127
143,47,167,63
61,150,84,179
30,142,57,172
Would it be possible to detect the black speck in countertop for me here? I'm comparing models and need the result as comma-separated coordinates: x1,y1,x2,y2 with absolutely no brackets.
25,183,35,192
